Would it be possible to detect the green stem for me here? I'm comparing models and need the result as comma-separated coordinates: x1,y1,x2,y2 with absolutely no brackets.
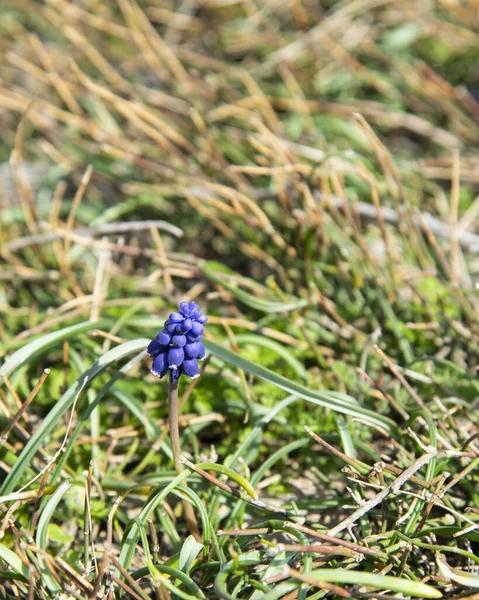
167,376,200,541
168,378,183,477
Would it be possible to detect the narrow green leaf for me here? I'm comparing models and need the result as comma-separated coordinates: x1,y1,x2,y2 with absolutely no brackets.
119,471,190,571
113,389,161,440
179,536,204,575
51,348,162,483
203,339,396,431
0,320,105,373
119,478,214,581
214,552,262,600
195,462,257,499
233,334,307,381
35,479,73,592
0,543,29,580
0,569,29,583
171,486,214,556
437,554,479,588
291,568,442,598
131,564,205,598
202,262,309,313
0,339,149,495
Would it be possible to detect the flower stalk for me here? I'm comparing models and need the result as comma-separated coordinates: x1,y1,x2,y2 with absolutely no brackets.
167,378,201,541
148,301,207,542
167,378,183,478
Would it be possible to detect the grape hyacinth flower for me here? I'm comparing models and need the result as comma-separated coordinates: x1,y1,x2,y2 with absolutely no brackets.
147,301,206,541
147,301,207,383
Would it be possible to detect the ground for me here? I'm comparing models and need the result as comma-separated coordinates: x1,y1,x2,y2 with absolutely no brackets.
0,1,479,599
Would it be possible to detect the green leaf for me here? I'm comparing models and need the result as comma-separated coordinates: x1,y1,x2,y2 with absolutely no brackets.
35,479,73,592
0,320,105,374
437,554,479,588
383,23,422,50
0,339,150,495
179,536,204,575
233,334,307,381
203,339,396,431
202,262,309,313
290,568,442,599
214,552,262,600
131,564,206,599
47,523,74,543
119,472,190,571
0,543,29,581
194,462,257,499
119,475,217,572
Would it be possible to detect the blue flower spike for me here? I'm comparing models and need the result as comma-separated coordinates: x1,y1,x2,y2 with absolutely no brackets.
148,301,207,382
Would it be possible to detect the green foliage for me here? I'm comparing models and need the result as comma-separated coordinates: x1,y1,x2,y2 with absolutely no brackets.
1,0,479,597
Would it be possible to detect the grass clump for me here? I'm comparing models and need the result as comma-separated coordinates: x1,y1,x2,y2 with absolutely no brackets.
1,1,479,598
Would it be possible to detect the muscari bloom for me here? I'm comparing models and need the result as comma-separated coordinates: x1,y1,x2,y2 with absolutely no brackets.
147,301,207,383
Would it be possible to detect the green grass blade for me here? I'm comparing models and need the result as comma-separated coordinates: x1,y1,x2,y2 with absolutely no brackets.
336,415,357,460
0,339,150,495
0,320,105,373
203,339,396,431
233,334,308,381
51,348,153,483
226,394,300,470
226,439,310,530
179,535,204,575
173,486,215,557
202,262,309,313
35,479,73,592
118,471,191,571
214,552,262,600
291,568,442,598
0,543,29,581
194,462,257,499
113,389,161,440
131,564,205,598
437,555,479,588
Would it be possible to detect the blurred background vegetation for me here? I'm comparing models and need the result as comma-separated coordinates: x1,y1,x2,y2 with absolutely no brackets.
0,1,479,599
